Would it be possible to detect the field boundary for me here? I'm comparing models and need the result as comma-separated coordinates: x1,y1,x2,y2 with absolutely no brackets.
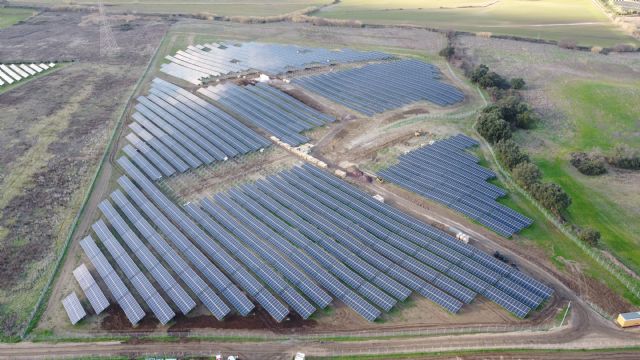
19,28,171,339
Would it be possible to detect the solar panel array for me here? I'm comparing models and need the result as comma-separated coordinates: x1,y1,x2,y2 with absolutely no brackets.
124,78,270,178
378,134,533,237
160,41,393,84
197,82,334,146
98,200,196,316
0,62,56,87
79,236,146,325
92,219,176,325
62,292,86,325
110,190,230,320
74,145,552,325
293,59,465,116
72,264,109,315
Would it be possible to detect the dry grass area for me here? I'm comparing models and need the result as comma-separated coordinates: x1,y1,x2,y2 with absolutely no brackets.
0,11,168,339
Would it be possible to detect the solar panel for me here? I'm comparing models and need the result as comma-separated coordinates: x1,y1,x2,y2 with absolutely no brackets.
115,176,248,317
185,202,313,320
62,292,86,325
118,157,289,319
293,164,552,317
224,188,380,321
161,41,393,84
239,184,396,312
98,200,196,315
79,236,145,325
73,264,109,315
210,194,332,309
91,220,175,325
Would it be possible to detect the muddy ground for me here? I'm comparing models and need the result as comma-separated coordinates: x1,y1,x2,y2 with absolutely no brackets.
0,10,168,337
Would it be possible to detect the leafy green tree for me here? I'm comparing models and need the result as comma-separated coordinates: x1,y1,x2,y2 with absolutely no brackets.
577,227,601,247
470,64,489,83
510,78,525,89
532,182,572,214
439,46,455,59
495,139,529,170
515,110,538,129
512,162,542,190
477,111,512,143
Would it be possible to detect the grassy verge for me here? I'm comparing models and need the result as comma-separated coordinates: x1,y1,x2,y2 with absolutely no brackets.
0,7,35,29
307,347,640,360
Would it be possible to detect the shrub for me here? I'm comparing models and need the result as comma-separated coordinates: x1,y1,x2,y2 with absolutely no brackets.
577,227,601,247
608,144,640,170
495,96,526,123
570,152,607,176
470,64,489,83
479,71,509,89
558,39,577,49
510,78,525,90
515,109,538,129
477,111,511,144
439,46,455,59
532,182,572,214
612,43,637,53
495,139,529,170
512,162,541,190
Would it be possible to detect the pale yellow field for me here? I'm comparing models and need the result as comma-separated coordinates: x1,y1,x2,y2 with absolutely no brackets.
320,0,638,47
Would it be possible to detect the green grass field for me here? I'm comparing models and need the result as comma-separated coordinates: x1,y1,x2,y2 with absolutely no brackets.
9,0,328,16
527,80,640,275
0,7,35,29
319,0,638,47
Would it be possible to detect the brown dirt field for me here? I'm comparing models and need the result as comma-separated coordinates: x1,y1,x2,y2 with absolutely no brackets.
0,10,168,338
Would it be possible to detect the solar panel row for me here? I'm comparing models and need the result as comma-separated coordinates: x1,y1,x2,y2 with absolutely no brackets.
118,156,301,320
0,62,56,87
72,264,109,315
301,163,553,299
258,176,466,312
293,60,464,116
79,236,145,325
91,220,176,325
287,165,546,316
123,78,270,178
116,173,251,317
98,200,196,316
62,292,86,325
160,41,393,84
110,190,230,320
118,163,289,321
222,189,381,321
379,135,533,237
197,82,334,146
184,202,316,319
